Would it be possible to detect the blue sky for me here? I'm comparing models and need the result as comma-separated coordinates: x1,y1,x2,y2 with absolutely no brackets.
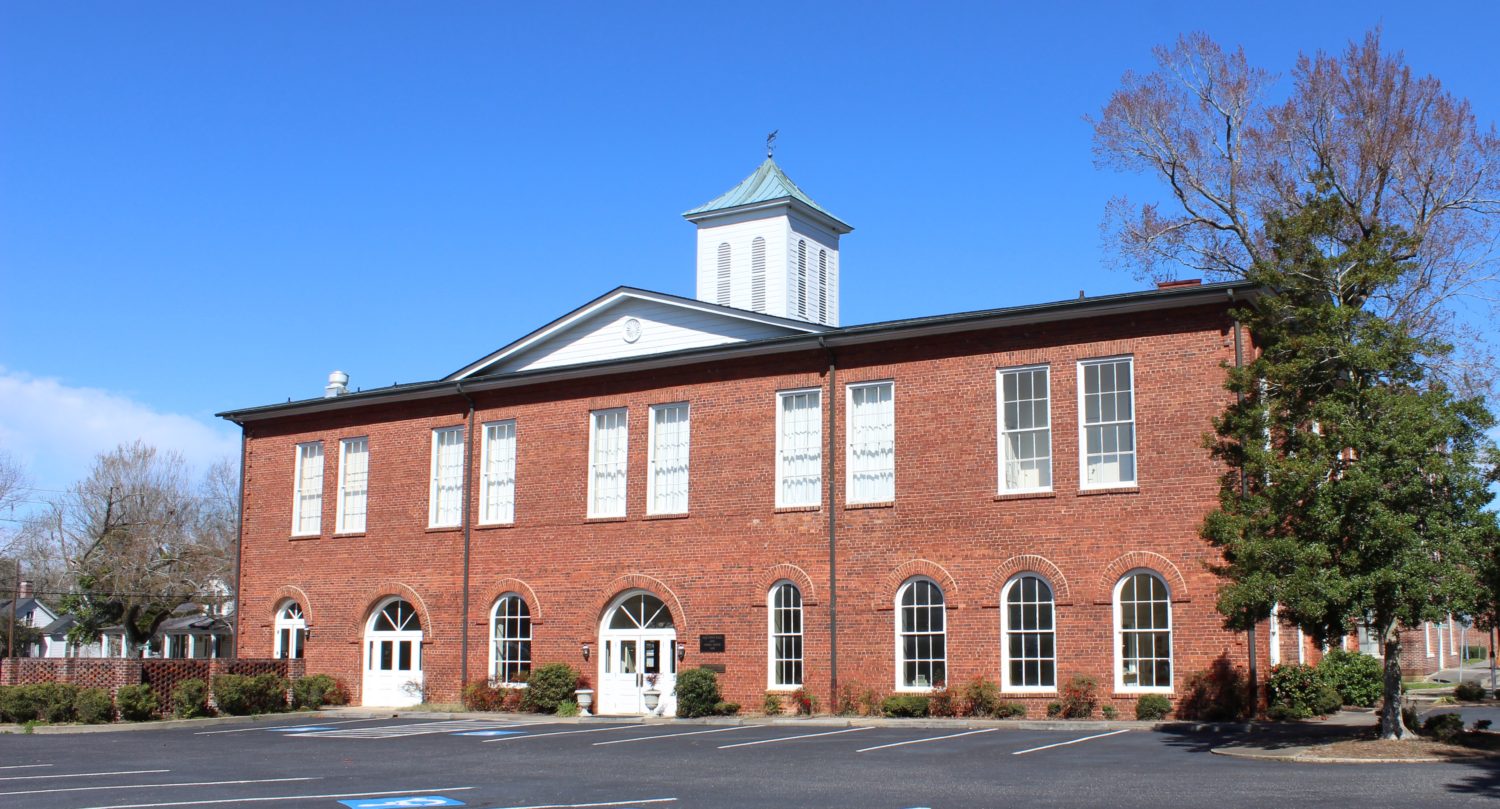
3,1,1498,495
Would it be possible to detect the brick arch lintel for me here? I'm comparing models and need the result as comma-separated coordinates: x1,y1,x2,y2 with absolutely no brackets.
590,574,690,640
1095,552,1191,604
475,578,544,625
874,559,961,611
755,564,819,606
984,555,1073,605
270,585,314,625
359,582,434,641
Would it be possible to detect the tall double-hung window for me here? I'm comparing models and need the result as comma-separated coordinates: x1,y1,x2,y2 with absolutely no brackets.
897,579,946,690
1079,357,1136,487
429,427,465,528
292,442,324,536
776,390,822,508
589,408,628,518
480,420,517,524
648,403,690,514
336,437,368,533
1116,571,1171,691
768,582,803,688
1002,574,1055,690
998,366,1052,492
846,381,895,503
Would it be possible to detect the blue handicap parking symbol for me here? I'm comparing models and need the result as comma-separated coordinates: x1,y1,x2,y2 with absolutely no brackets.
453,729,522,737
338,797,466,808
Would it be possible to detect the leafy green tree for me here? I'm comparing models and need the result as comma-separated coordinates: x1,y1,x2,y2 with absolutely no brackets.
1203,189,1497,739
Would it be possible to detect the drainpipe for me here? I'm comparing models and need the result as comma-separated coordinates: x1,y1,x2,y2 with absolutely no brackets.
1229,289,1259,714
456,381,477,688
233,426,247,660
819,337,839,708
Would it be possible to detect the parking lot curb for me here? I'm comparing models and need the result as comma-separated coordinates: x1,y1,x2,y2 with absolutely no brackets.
1209,746,1449,765
0,710,350,735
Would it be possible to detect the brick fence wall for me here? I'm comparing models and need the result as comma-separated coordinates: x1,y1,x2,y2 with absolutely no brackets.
1,657,306,716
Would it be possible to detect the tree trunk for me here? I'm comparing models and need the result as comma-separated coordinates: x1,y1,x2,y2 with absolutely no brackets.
1379,627,1408,740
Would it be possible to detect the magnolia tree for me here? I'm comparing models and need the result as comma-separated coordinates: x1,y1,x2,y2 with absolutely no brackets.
1202,192,1496,739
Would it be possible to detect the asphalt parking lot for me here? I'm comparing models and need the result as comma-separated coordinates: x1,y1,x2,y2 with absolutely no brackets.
2,715,1497,809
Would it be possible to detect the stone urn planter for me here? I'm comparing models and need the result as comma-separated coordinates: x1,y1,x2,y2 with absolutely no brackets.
575,688,594,716
642,689,661,713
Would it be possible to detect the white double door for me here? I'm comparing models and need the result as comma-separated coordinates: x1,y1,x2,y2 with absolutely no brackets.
599,629,677,716
362,598,424,707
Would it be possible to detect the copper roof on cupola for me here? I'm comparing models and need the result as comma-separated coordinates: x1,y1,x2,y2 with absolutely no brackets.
682,157,852,233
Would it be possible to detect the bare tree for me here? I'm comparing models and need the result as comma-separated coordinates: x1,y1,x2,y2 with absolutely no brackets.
1092,29,1500,390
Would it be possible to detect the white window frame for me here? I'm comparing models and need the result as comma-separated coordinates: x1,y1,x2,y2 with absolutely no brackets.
335,436,369,534
479,420,517,525
273,601,307,660
997,365,1053,494
1078,356,1137,490
1000,573,1056,692
428,427,465,528
587,408,629,518
845,380,895,504
291,442,324,537
767,581,804,690
489,593,532,686
775,388,823,508
646,402,690,515
894,577,946,693
1113,569,1172,693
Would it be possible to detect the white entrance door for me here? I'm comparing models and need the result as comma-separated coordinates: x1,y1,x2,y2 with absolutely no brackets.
598,592,677,716
362,598,424,707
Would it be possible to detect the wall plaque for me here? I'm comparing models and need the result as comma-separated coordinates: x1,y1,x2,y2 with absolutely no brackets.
699,634,726,653
701,663,727,673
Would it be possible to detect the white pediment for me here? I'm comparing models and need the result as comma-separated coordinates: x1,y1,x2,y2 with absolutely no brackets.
449,288,824,379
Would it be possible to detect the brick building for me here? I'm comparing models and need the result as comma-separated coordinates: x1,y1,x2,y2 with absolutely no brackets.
221,158,1459,713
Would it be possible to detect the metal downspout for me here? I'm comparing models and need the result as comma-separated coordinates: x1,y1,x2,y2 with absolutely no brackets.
233,426,247,659
1230,289,1259,713
456,381,477,688
819,337,839,707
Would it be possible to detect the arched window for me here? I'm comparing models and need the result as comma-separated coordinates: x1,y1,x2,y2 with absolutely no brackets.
274,601,306,660
1001,575,1054,690
817,249,828,322
490,595,532,685
1115,571,1171,691
768,582,803,688
897,579,945,690
796,239,808,318
750,237,767,312
716,242,731,306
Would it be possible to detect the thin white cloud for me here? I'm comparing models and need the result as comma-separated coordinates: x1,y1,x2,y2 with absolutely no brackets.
0,367,238,501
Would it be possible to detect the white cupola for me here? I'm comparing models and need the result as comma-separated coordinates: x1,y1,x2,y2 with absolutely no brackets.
683,156,852,326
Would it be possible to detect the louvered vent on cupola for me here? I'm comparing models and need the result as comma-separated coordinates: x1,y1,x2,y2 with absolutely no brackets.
716,242,731,305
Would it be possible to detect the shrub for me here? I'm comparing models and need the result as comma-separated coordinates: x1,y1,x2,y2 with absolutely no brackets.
958,676,1003,718
1423,712,1466,744
462,679,504,711
1266,664,1341,720
523,664,579,714
674,667,723,718
1101,705,1118,720
500,687,526,712
172,679,211,718
212,673,288,716
880,694,930,718
1135,694,1172,721
835,682,875,716
74,688,113,724
116,684,159,721
713,701,740,715
1056,674,1098,719
0,684,46,723
1475,719,1493,731
1316,650,1382,707
789,687,815,715
33,683,80,723
1046,701,1063,718
555,699,579,717
1454,681,1487,702
927,683,956,717
292,674,346,710
994,701,1027,718
1178,656,1249,721
762,692,783,716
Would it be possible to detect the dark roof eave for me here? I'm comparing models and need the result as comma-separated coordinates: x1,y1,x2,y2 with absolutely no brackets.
218,280,1258,423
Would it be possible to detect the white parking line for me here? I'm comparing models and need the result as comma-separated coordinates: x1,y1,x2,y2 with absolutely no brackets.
195,717,391,734
0,776,318,797
593,725,762,746
0,769,170,782
299,718,533,738
483,724,641,742
718,726,875,749
488,800,676,809
74,785,475,809
856,728,997,752
0,764,53,770
1010,728,1130,755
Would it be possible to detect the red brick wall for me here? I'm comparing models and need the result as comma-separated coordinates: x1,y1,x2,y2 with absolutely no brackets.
237,303,1260,715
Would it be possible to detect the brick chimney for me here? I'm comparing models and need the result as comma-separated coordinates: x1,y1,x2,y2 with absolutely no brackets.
16,580,33,599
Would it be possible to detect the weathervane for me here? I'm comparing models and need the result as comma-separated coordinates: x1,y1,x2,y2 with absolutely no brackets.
766,129,778,159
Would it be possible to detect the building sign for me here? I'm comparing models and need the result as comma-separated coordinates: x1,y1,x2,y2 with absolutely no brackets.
699,634,726,653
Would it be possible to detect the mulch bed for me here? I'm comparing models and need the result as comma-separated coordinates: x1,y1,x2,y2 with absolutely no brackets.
1308,731,1500,761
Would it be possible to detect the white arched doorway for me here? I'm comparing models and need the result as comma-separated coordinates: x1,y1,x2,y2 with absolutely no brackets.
598,591,677,716
273,601,306,660
362,598,423,706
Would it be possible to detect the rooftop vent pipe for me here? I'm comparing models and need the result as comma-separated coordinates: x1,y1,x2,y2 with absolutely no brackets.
325,370,350,398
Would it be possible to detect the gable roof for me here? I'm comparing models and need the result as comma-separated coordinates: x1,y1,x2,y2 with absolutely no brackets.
682,158,852,233
445,286,828,380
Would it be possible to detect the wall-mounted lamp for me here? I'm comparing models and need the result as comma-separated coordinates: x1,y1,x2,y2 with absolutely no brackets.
304,627,314,640
676,643,685,662
581,642,591,661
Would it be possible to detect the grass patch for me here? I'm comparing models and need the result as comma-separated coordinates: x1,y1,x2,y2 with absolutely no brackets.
1403,681,1450,691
